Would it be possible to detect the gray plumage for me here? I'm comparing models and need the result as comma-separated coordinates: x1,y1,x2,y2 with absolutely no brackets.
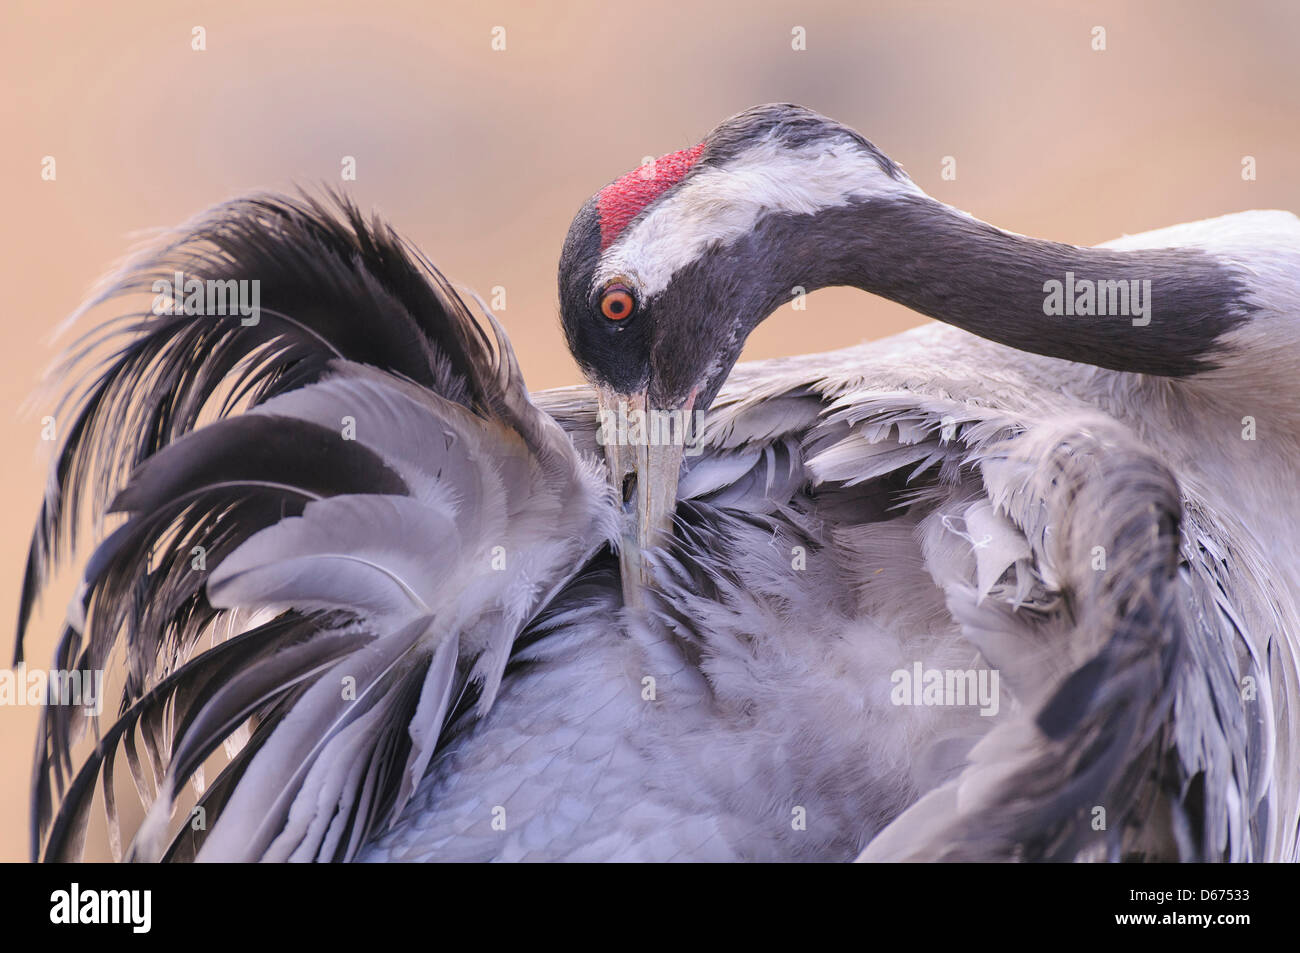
18,186,1299,862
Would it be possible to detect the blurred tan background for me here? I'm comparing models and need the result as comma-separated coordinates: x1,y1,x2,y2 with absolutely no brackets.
1,0,1297,862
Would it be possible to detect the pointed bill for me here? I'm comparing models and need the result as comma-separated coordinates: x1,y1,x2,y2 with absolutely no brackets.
596,385,692,610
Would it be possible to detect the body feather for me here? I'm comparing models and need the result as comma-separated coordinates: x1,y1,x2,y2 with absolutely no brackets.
19,195,1298,862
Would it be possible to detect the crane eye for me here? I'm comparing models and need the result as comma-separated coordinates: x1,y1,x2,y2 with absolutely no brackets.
599,285,636,321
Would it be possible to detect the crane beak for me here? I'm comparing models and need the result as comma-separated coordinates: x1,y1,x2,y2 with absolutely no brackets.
596,385,695,611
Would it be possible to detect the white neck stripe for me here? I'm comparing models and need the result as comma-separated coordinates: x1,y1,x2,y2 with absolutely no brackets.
594,134,921,299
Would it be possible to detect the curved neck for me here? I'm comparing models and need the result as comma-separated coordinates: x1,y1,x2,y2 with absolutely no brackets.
750,195,1250,377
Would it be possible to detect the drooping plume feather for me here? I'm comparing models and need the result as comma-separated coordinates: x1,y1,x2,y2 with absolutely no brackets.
20,187,1295,865
21,192,615,862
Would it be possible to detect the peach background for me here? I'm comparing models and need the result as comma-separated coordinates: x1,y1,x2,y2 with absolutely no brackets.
2,0,1297,861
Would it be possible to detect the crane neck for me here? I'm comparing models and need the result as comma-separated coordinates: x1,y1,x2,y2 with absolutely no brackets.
764,194,1251,377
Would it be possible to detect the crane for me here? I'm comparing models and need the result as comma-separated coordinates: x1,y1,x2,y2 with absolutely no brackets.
17,104,1300,861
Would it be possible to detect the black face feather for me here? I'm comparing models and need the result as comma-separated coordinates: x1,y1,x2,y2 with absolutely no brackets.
557,196,657,395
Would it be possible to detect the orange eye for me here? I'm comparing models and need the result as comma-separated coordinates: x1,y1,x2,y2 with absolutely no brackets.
600,286,635,321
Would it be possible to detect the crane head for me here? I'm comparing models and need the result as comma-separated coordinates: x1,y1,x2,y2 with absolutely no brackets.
557,103,914,606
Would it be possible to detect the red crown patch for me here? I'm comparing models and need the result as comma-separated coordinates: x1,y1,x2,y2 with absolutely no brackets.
596,142,706,251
